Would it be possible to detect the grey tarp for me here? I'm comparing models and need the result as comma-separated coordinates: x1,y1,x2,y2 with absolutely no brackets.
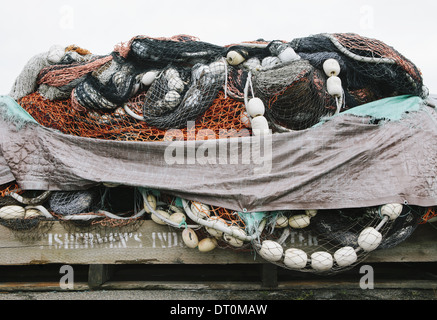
0,95,437,212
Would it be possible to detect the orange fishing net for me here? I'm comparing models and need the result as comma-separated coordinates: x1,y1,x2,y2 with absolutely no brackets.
191,201,246,228
18,90,251,142
0,182,22,198
420,207,437,224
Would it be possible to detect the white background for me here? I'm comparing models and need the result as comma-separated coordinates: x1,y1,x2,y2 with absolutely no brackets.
1,0,436,95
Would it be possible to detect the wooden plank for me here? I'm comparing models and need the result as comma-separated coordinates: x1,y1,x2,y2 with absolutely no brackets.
88,264,114,289
367,223,437,263
0,281,89,292
99,279,437,291
261,264,278,288
0,221,262,265
0,220,435,266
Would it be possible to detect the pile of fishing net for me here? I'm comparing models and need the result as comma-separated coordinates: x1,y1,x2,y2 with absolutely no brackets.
1,32,435,274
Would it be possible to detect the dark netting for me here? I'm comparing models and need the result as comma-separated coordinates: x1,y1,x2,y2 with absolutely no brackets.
290,33,426,106
253,59,335,130
140,62,226,129
126,35,226,66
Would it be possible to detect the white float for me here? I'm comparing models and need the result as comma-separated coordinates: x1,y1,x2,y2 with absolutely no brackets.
288,214,311,229
143,194,157,213
283,248,308,269
190,202,210,219
246,98,265,117
275,215,289,228
380,203,403,220
182,228,199,248
141,71,159,86
205,216,227,238
223,226,246,247
305,209,318,217
198,237,218,252
164,90,181,108
0,205,26,219
151,210,171,225
226,51,245,65
311,251,334,271
261,56,281,69
258,240,284,262
326,76,343,97
358,227,382,252
334,246,358,267
323,58,341,77
169,211,186,225
250,115,270,135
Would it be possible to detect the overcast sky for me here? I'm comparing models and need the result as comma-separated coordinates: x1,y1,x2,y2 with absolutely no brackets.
1,0,436,95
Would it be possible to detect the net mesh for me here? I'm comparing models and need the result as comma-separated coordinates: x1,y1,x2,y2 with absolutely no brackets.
18,90,249,142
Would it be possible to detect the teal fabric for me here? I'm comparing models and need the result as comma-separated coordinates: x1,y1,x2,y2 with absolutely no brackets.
238,211,267,235
342,95,423,121
316,95,424,127
0,95,38,129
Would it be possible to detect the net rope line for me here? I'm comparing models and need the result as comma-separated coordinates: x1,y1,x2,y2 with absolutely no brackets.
322,33,396,65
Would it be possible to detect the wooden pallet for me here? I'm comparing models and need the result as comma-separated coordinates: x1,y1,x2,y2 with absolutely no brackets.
0,220,435,291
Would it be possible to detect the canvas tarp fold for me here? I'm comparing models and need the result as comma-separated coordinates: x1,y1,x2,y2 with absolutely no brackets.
1,95,436,212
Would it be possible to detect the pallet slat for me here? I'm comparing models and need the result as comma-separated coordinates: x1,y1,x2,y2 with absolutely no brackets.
0,221,435,266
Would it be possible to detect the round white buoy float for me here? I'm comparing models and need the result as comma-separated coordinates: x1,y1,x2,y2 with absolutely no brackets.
164,90,181,108
311,251,334,271
169,211,186,225
243,57,261,72
305,209,318,217
326,76,343,97
205,216,227,238
283,248,308,269
323,58,341,77
0,205,25,219
250,115,270,136
358,227,382,252
261,56,281,69
288,214,311,229
190,202,210,219
334,246,358,267
380,203,403,220
182,228,199,248
151,210,171,225
141,71,159,86
143,194,157,213
223,226,246,247
198,237,217,252
246,98,265,117
226,51,245,65
167,77,185,93
258,240,284,262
